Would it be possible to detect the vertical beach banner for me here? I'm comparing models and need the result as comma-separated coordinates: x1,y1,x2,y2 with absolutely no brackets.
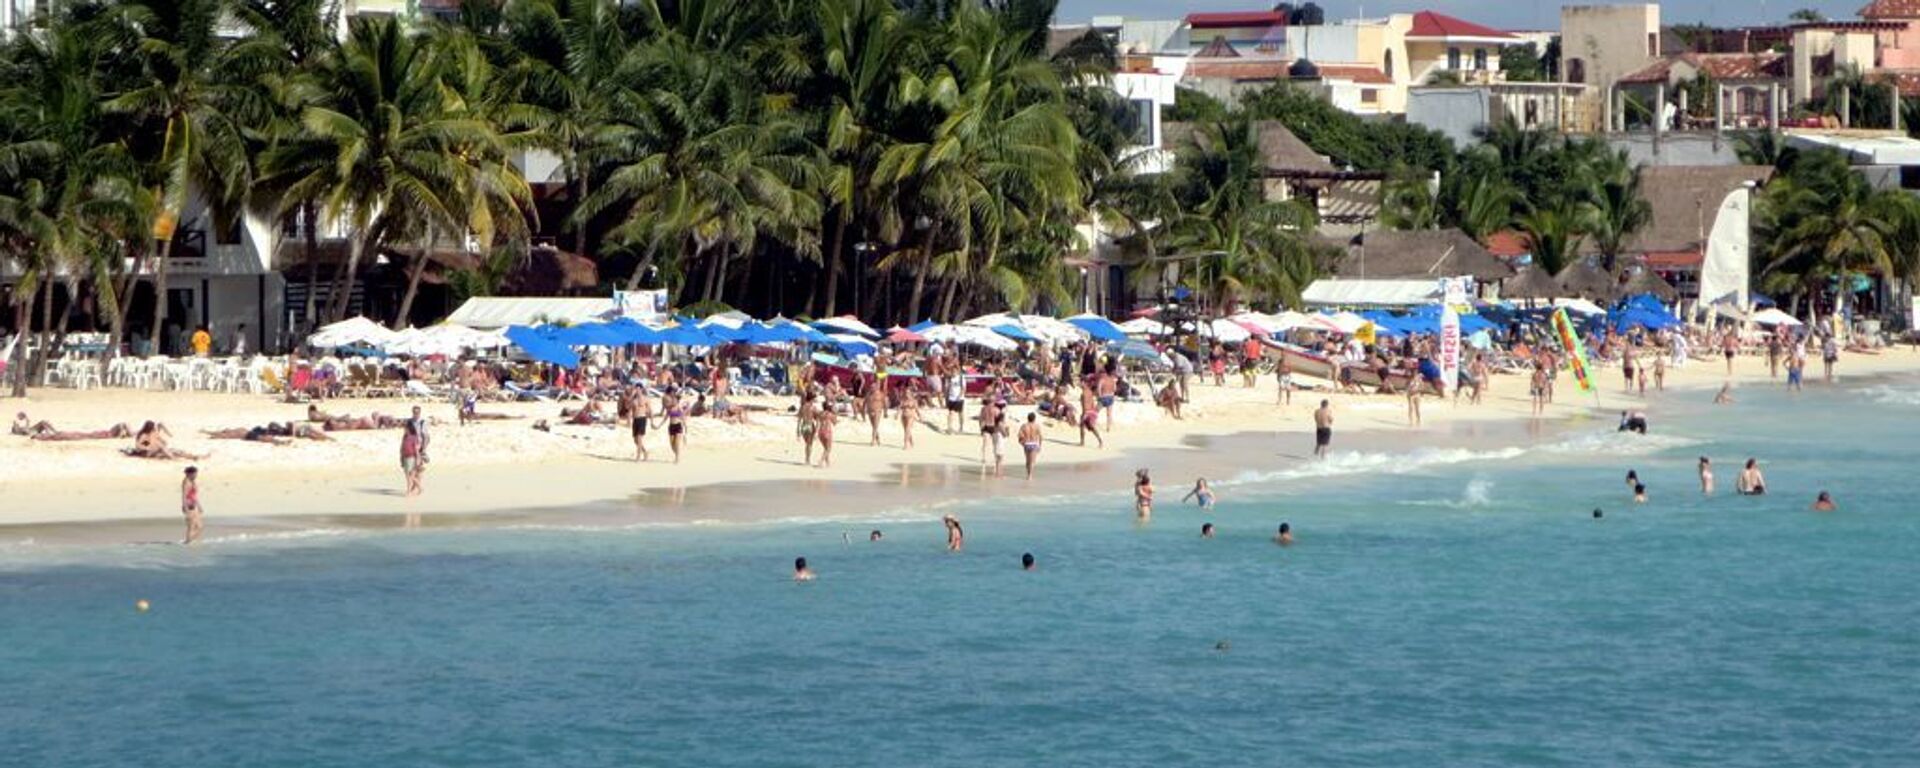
1550,307,1595,393
1439,306,1461,396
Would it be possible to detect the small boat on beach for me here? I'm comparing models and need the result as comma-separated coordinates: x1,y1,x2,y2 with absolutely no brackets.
1258,338,1414,391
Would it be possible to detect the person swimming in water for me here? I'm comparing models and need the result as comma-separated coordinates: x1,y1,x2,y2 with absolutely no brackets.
869,529,883,542
1182,478,1216,509
1633,484,1647,504
1274,522,1293,546
1625,469,1640,490
1021,552,1036,571
1617,410,1648,434
793,557,815,581
1737,458,1767,495
1811,491,1837,511
1201,523,1215,538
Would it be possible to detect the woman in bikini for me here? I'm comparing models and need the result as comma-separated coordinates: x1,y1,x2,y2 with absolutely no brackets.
899,391,919,450
1134,469,1154,519
130,421,204,460
1078,385,1103,448
797,392,820,464
865,377,886,446
664,391,688,464
815,405,837,468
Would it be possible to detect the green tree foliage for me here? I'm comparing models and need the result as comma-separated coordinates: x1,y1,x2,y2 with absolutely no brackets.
1754,149,1920,317
1498,43,1548,83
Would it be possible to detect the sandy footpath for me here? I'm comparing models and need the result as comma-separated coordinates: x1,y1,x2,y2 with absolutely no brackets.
2,345,1916,535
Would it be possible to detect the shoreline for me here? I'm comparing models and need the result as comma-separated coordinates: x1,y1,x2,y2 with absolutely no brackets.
4,347,1917,546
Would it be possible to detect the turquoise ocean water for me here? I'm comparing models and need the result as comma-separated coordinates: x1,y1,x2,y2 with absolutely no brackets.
5,376,1920,766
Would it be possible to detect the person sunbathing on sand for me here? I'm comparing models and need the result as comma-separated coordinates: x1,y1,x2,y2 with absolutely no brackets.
14,413,133,441
127,421,205,460
204,422,332,444
322,414,407,431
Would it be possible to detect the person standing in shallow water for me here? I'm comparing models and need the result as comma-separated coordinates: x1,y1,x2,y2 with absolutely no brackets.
1313,400,1334,458
181,466,203,545
1134,469,1154,519
943,515,964,551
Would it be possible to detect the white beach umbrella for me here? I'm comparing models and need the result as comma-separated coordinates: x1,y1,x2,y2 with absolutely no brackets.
1205,318,1252,342
1268,311,1315,332
1749,308,1803,327
1227,312,1284,335
1552,298,1607,316
812,315,881,338
1117,317,1169,335
1019,315,1089,344
308,316,399,348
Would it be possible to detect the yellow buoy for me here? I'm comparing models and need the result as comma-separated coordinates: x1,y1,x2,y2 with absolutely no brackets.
135,599,150,613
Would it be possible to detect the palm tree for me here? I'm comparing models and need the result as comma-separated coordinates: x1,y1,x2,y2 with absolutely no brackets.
1758,149,1920,318
498,0,633,260
1381,170,1438,231
0,9,138,393
254,16,493,324
1162,116,1321,311
1517,207,1588,276
812,0,910,316
105,0,254,353
1587,172,1653,272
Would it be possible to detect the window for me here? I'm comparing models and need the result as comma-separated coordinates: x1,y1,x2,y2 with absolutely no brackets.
1647,32,1658,57
1361,89,1378,104
1473,48,1487,71
1524,100,1540,126
217,218,242,246
1567,58,1586,83
1384,49,1395,79
1447,47,1461,70
1127,98,1154,146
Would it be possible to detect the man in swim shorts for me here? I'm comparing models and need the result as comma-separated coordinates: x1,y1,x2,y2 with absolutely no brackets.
1313,400,1333,458
1018,413,1043,480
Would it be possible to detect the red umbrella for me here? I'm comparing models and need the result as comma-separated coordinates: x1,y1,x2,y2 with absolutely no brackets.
885,327,928,344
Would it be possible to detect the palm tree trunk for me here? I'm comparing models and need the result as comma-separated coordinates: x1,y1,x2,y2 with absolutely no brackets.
110,245,144,361
731,247,758,308
329,229,369,322
302,203,320,329
623,244,657,291
392,243,432,331
148,237,173,354
704,247,729,304
574,171,591,259
823,216,846,316
937,275,959,322
32,277,54,383
905,228,937,322
9,299,29,396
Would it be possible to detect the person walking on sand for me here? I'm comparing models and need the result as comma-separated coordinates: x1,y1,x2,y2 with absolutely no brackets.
865,377,885,446
900,393,919,450
400,420,424,497
816,407,837,468
181,466,203,545
978,399,1004,475
797,392,820,465
408,405,431,465
1313,400,1334,458
1018,413,1043,480
664,390,689,464
1821,333,1838,383
1078,384,1104,448
629,388,655,462
1134,469,1154,519
943,370,966,434
1405,376,1423,427
943,515,964,551
1530,364,1548,416
1275,355,1293,406
1722,332,1738,376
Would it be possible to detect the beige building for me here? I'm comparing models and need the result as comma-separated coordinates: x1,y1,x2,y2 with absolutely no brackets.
1561,4,1661,130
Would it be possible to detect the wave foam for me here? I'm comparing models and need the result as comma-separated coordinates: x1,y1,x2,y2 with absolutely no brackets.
1861,384,1920,408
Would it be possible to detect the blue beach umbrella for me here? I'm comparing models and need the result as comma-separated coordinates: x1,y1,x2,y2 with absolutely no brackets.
658,321,716,347
991,323,1040,342
1105,339,1163,361
1066,313,1127,342
505,325,581,368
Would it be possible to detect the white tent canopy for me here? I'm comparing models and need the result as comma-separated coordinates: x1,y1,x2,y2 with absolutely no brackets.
308,316,399,348
921,323,1017,351
1118,317,1168,335
1203,318,1251,342
447,297,616,329
1749,308,1803,327
1302,279,1441,307
1552,298,1607,316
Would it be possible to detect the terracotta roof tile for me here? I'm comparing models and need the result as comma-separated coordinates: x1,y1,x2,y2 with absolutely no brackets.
1316,65,1394,85
1407,10,1517,40
1184,59,1287,80
1619,52,1788,84
1860,0,1920,19
1186,11,1287,29
1483,230,1529,258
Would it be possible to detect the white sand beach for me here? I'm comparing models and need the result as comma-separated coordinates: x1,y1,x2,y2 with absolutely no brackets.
3,347,1916,535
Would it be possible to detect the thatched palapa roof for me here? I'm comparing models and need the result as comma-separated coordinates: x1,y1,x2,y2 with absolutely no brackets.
1322,229,1515,281
1502,265,1561,300
1555,261,1616,300
1615,267,1679,301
